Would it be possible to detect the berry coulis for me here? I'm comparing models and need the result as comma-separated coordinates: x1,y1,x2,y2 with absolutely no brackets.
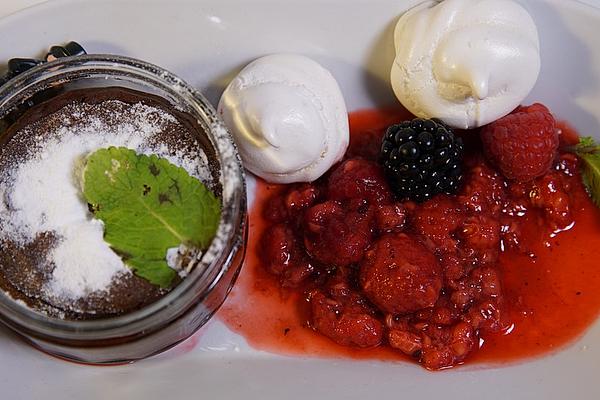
217,108,600,370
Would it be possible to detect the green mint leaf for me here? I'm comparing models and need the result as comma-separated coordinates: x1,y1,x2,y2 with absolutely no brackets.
574,137,600,208
578,136,596,148
82,147,221,287
579,152,600,208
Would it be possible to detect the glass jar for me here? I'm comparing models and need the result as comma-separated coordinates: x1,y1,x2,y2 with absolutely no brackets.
0,55,247,364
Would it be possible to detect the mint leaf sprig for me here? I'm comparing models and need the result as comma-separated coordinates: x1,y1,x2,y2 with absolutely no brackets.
82,147,221,288
570,136,600,208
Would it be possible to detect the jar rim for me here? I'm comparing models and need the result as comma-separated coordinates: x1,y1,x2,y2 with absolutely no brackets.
0,54,247,341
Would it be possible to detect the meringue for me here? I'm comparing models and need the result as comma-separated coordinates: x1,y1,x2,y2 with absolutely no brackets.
218,54,349,183
391,0,540,129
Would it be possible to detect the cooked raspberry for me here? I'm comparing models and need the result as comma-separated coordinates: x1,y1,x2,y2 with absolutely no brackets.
264,184,320,223
481,103,558,182
439,253,467,289
309,290,383,348
471,266,502,298
260,224,314,287
375,203,406,233
464,299,503,332
263,194,289,223
458,157,506,215
415,301,458,326
529,173,573,230
503,180,530,219
498,217,523,251
448,322,477,360
359,233,442,314
327,158,393,205
554,152,579,178
304,200,374,267
384,314,412,331
450,266,501,310
430,306,456,326
420,344,454,370
324,267,380,316
280,260,315,288
458,215,501,264
284,183,320,213
410,195,464,252
419,322,476,370
260,224,296,276
388,330,422,357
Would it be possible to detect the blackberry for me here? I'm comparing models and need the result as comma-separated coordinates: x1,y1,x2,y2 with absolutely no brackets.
379,118,464,202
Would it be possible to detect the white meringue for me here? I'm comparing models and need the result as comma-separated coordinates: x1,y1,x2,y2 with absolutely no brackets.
391,0,540,129
218,54,349,183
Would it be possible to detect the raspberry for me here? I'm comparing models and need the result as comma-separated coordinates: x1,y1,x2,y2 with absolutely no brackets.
481,103,558,182
375,203,406,233
260,224,314,287
410,195,464,253
457,157,506,215
327,158,393,206
457,215,501,264
529,173,573,230
359,233,442,314
309,290,384,348
303,200,374,267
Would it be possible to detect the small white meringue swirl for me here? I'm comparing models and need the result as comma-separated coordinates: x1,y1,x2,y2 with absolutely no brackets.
391,0,540,129
218,54,349,183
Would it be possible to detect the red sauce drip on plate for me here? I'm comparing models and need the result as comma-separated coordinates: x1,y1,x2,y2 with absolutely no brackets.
217,108,600,368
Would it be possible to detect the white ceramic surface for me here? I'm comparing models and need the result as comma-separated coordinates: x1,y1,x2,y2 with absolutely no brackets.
1,0,600,399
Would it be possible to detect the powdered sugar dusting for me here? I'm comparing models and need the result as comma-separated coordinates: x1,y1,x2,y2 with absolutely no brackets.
0,99,211,302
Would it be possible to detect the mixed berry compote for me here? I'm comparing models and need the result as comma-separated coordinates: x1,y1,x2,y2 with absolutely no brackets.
219,107,600,370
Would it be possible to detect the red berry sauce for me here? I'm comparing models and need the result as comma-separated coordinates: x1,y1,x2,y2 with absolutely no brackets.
217,108,600,370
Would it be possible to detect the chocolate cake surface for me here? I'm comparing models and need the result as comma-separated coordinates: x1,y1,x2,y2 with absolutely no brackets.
0,87,217,320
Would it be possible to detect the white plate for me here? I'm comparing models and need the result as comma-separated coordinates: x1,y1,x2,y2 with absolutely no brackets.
1,0,600,398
